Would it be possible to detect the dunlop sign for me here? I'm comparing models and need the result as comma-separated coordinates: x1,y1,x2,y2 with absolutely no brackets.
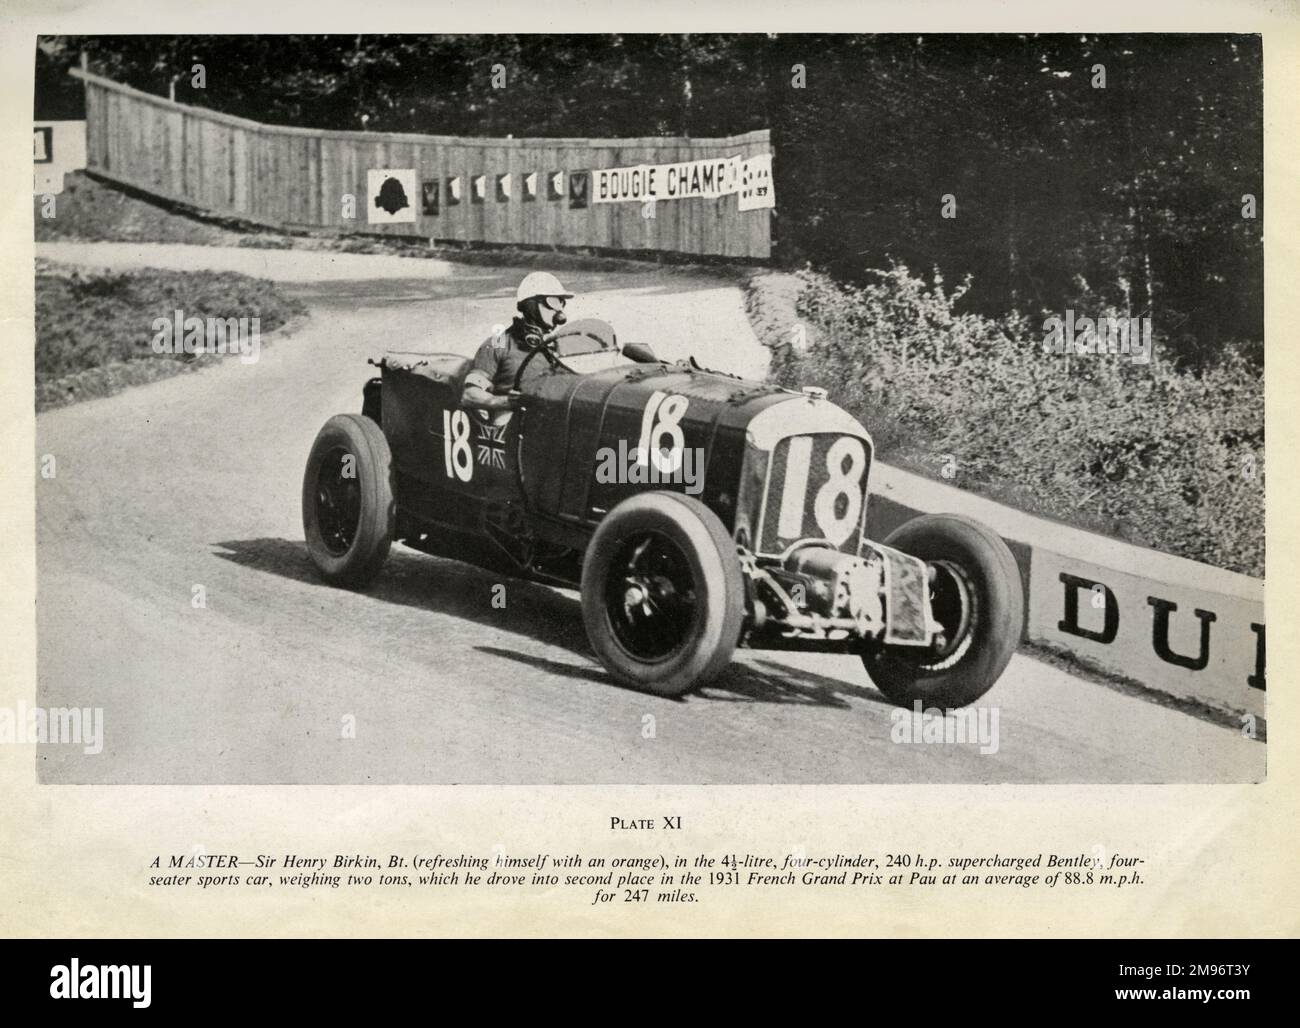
1027,550,1264,720
592,153,774,210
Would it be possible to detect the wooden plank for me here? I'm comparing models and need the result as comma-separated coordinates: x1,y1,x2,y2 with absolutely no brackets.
191,115,205,208
83,84,98,169
106,89,118,176
275,131,292,226
324,136,340,232
466,144,484,243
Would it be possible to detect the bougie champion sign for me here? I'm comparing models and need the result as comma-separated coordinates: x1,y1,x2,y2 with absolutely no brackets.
592,153,774,210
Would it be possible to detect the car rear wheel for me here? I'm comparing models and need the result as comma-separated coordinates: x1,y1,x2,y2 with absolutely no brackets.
861,514,1023,709
581,492,744,698
302,413,395,588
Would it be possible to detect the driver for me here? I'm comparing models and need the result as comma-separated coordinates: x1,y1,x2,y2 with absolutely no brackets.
461,272,574,412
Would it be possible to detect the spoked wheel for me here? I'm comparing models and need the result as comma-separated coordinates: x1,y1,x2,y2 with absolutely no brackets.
314,446,363,556
605,531,699,664
861,514,1023,709
582,492,744,697
302,414,395,588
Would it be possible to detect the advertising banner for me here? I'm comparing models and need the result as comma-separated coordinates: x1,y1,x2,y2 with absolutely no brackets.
591,153,774,210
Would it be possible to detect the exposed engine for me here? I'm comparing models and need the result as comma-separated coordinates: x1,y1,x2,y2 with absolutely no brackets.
747,543,885,640
743,539,936,650
782,545,885,631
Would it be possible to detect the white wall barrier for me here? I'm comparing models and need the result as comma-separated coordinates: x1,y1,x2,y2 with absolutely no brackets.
867,463,1264,722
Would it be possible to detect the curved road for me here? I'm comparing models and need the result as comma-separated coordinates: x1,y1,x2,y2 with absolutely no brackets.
33,242,1264,784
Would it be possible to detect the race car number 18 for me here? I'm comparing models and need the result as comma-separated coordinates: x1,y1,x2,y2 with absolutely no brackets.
637,390,689,473
443,409,474,482
777,435,867,547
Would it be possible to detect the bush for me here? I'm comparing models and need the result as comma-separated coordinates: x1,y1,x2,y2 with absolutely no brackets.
766,263,1264,576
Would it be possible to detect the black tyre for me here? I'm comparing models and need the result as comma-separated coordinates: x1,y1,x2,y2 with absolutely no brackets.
581,492,745,698
302,413,395,588
861,514,1023,709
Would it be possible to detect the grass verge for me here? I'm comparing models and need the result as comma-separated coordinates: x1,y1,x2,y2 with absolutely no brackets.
35,261,306,412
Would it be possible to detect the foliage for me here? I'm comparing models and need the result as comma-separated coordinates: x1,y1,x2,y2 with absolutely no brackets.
768,264,1263,575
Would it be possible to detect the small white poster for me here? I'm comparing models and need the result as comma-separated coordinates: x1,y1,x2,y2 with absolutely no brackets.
33,122,87,197
738,153,775,211
367,168,417,224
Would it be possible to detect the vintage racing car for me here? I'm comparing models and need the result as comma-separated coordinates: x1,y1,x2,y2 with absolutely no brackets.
302,319,1023,707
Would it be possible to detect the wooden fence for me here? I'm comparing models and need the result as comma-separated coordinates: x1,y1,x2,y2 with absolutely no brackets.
73,69,772,259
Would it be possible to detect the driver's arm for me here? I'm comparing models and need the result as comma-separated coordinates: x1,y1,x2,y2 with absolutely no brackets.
461,341,515,411
462,376,515,411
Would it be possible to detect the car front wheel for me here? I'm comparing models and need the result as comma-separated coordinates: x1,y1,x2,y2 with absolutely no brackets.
861,513,1023,709
581,492,744,698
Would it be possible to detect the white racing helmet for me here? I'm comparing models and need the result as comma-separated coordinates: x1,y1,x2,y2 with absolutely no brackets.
516,271,573,305
515,271,574,330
